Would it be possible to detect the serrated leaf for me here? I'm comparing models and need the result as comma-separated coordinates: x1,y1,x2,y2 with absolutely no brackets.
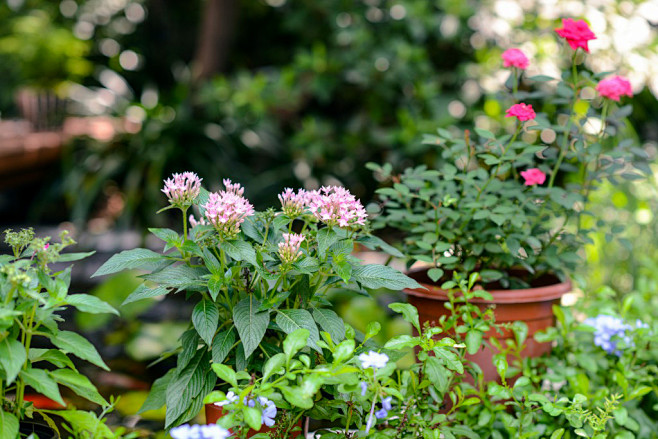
50,369,107,406
141,265,207,290
165,350,211,427
276,309,321,353
139,369,174,413
121,284,169,305
351,264,423,291
20,368,64,405
0,338,26,385
66,294,118,315
92,248,165,277
192,300,219,346
312,308,345,343
211,330,235,364
317,228,340,259
222,240,257,266
51,330,109,371
233,297,270,359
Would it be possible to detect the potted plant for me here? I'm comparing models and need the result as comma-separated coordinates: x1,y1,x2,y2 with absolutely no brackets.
369,18,646,380
0,228,119,438
93,173,421,430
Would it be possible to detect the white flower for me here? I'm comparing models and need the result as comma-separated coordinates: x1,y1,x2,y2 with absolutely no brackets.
359,351,389,369
213,391,238,407
170,423,231,439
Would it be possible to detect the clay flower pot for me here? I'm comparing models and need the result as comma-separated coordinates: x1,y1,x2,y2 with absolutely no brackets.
205,403,305,438
403,268,572,382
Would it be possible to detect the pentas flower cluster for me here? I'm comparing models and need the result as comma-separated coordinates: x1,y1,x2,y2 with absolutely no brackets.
278,233,305,265
584,315,647,356
501,48,529,70
202,180,254,239
505,103,536,121
170,424,231,439
555,18,597,52
309,186,368,228
189,215,207,228
520,168,546,186
162,172,202,207
278,188,311,218
596,76,633,102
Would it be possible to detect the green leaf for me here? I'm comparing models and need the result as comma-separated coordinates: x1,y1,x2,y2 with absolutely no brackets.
433,347,463,374
211,330,235,364
29,349,77,370
263,353,286,381
149,228,180,250
66,294,118,315
244,406,262,431
51,330,109,371
332,339,355,364
427,268,444,282
493,354,507,381
233,297,270,359
0,338,26,385
281,386,314,409
50,369,107,406
139,369,174,413
384,335,418,350
56,251,96,262
20,368,64,405
0,410,18,439
222,240,257,266
192,300,219,346
48,410,113,437
317,228,339,259
141,265,207,291
425,357,449,393
121,284,169,305
465,330,483,355
331,260,352,283
202,248,222,275
352,264,423,291
357,235,404,258
211,363,237,388
283,328,310,360
92,248,164,277
550,429,565,439
165,350,211,427
276,309,321,353
388,302,420,333
312,308,345,343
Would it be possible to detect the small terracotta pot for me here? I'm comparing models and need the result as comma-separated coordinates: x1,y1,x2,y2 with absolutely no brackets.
403,268,571,382
205,403,305,438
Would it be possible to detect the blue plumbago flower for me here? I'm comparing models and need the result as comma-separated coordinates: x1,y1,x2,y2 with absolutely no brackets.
257,396,278,427
358,351,389,369
213,391,239,407
375,408,388,419
584,315,638,356
360,381,368,396
170,424,231,439
381,396,392,411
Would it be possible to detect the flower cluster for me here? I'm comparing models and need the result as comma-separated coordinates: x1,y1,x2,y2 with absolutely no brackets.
202,180,254,239
162,172,202,208
278,188,311,217
213,392,277,428
278,233,305,265
359,351,389,369
505,103,536,122
375,396,393,419
501,48,529,70
520,168,546,186
555,18,597,52
189,215,207,228
596,76,633,102
308,186,368,228
583,315,647,356
170,424,231,439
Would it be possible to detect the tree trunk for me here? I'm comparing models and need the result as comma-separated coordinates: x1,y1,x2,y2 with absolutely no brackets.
192,0,237,82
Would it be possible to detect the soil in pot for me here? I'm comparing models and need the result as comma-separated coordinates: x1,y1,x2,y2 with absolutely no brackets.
205,403,305,438
19,421,58,439
404,268,572,383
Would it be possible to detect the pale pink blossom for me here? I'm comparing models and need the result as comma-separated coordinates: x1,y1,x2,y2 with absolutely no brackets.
501,48,529,69
596,76,633,102
505,103,536,122
189,215,207,228
278,233,305,264
162,172,202,207
308,186,368,228
278,188,311,217
555,18,596,53
520,168,546,186
202,179,254,239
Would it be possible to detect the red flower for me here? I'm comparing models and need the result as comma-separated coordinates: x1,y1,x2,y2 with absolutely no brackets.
596,76,633,102
555,18,596,52
520,168,546,186
502,48,529,70
505,103,536,122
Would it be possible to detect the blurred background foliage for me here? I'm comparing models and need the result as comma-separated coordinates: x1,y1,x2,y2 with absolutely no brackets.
0,0,657,430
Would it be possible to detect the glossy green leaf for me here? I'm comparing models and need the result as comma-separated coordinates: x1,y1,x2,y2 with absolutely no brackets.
233,297,270,359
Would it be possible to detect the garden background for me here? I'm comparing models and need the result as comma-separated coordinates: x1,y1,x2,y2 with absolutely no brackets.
1,0,657,436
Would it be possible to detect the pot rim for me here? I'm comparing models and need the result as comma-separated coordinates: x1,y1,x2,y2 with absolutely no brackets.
404,268,572,304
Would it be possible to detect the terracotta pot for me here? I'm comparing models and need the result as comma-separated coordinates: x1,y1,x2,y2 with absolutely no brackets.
403,268,571,383
205,403,305,438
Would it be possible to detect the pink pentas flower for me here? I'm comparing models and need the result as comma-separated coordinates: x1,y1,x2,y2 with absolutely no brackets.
278,188,311,217
308,186,368,228
596,76,633,102
555,18,596,52
520,168,546,186
202,179,254,239
278,233,305,264
501,48,529,70
505,103,536,121
188,215,207,228
162,172,202,207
